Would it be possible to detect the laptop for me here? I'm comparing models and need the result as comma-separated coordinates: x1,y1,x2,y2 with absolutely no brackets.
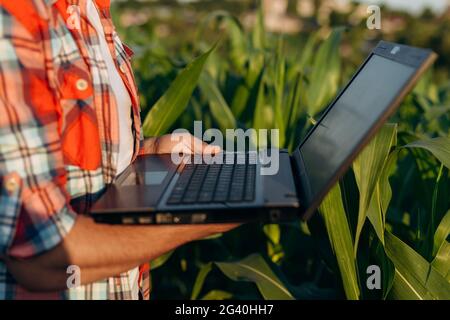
90,41,437,225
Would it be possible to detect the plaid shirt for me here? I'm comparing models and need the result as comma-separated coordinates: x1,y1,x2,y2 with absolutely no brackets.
0,0,150,299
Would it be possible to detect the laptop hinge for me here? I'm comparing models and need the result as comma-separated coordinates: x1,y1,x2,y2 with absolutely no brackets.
290,149,312,208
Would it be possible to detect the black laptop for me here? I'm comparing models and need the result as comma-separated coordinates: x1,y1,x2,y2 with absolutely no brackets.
90,41,437,225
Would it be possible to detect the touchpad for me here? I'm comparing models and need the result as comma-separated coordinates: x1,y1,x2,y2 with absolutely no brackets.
145,171,168,185
120,170,169,186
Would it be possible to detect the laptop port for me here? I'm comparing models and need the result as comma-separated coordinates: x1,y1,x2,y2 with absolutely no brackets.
122,217,136,225
191,213,207,224
156,213,173,224
138,216,153,224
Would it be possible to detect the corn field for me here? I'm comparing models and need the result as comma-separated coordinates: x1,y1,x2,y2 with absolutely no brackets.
112,2,450,300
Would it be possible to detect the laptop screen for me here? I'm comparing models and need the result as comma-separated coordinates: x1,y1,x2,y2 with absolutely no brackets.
299,54,416,201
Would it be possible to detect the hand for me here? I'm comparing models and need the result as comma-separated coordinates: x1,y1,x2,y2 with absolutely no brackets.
141,134,239,236
142,133,221,155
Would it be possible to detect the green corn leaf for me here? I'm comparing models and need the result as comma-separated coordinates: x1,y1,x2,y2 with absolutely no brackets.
252,73,276,148
298,32,320,70
142,45,216,137
286,75,308,151
263,224,284,263
353,124,397,252
405,137,450,170
428,164,445,258
364,152,398,248
230,53,265,118
215,254,294,300
319,184,360,300
273,39,286,147
377,150,399,220
432,241,450,280
191,262,213,300
431,210,450,279
273,39,289,147
286,73,301,130
252,5,266,50
385,231,450,300
389,270,429,300
150,250,174,270
252,75,267,131
197,11,248,72
372,240,396,300
201,290,233,300
404,137,450,259
226,16,248,71
433,210,450,256
263,224,281,246
305,28,343,116
199,72,237,132
229,3,266,118
287,32,319,81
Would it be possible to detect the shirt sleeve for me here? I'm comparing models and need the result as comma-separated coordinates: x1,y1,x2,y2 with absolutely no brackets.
0,7,76,259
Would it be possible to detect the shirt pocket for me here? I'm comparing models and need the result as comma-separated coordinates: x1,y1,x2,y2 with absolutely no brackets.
56,62,100,169
55,57,101,169
57,63,94,101
51,30,94,101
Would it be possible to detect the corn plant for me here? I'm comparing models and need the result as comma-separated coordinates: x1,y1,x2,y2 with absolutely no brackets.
116,4,450,300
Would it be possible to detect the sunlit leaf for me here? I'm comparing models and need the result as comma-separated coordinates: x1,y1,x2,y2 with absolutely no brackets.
288,32,319,80
433,210,450,256
230,53,265,118
405,137,450,170
197,11,247,71
252,72,275,147
215,254,294,300
372,240,395,300
201,290,233,300
263,224,284,263
319,184,360,300
252,5,266,50
150,251,174,270
353,124,397,250
431,210,450,279
432,241,450,280
385,231,450,300
272,39,286,147
191,263,213,300
305,28,343,116
142,45,216,137
263,224,281,246
199,72,237,132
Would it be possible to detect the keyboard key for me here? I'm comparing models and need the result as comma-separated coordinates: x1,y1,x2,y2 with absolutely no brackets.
167,155,257,205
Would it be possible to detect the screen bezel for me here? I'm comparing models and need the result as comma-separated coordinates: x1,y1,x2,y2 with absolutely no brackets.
292,41,437,221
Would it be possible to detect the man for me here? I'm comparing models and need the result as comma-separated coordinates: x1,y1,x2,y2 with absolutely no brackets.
0,0,236,299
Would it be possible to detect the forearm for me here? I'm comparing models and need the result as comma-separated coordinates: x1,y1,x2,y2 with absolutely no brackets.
5,215,228,292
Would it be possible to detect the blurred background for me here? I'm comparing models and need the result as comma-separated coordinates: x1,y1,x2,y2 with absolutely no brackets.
109,0,450,300
112,0,450,81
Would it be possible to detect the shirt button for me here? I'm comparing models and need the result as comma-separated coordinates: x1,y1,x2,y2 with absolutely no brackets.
119,64,127,74
76,79,89,91
5,177,19,194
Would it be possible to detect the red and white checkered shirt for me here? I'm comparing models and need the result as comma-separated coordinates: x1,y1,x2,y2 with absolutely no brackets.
0,0,150,299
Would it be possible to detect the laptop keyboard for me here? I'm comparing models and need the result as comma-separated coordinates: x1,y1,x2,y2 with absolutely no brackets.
167,153,257,205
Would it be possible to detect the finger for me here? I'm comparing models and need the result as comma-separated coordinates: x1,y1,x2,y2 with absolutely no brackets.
203,144,221,155
189,136,222,155
171,141,194,155
190,136,208,154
